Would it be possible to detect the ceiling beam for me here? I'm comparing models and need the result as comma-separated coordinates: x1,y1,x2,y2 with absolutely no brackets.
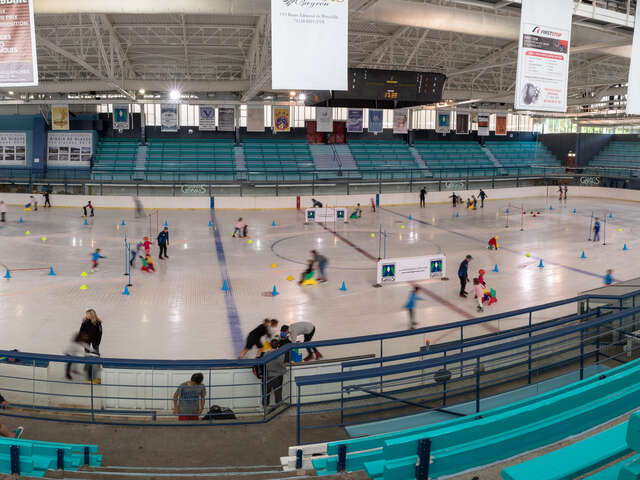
359,26,410,67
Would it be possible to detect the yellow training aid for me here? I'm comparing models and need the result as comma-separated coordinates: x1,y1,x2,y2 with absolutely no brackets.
271,263,277,268
24,208,31,212
80,271,88,277
41,236,47,242
286,275,294,281
247,239,253,244
25,230,31,235
302,277,318,286
80,284,88,290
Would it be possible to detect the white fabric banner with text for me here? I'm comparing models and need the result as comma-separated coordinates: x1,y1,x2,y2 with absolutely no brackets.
627,6,640,115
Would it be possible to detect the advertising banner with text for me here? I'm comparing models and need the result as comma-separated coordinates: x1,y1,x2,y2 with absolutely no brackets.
198,106,216,131
477,112,490,136
0,0,38,87
627,6,640,115
316,107,334,132
347,109,363,133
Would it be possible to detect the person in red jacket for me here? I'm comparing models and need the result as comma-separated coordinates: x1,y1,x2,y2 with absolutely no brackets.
488,235,498,250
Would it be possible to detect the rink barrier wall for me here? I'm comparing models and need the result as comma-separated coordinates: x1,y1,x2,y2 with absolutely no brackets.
0,290,638,426
0,186,635,210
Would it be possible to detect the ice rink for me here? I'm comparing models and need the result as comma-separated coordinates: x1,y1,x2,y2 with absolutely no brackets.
0,194,635,360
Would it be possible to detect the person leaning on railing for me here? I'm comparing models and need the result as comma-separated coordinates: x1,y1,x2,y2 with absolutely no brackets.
0,393,23,439
173,373,206,421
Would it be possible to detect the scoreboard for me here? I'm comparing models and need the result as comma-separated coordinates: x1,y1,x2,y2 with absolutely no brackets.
307,68,447,108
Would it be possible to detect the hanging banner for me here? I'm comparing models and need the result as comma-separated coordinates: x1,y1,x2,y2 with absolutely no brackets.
316,107,334,133
347,109,363,133
247,106,265,132
477,112,490,136
368,109,383,133
455,112,470,134
112,105,130,130
495,112,508,136
51,105,69,131
273,107,291,133
160,104,179,132
218,107,235,131
515,0,572,112
627,7,640,114
393,108,409,134
436,110,451,134
0,132,26,165
198,106,216,131
47,132,92,166
0,0,38,87
271,0,348,91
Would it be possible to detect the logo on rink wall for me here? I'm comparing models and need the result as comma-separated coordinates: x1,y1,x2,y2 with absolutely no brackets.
444,181,465,190
579,176,600,186
381,264,396,282
180,185,207,194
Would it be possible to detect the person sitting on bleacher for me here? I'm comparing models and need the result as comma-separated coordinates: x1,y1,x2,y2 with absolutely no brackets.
0,393,23,438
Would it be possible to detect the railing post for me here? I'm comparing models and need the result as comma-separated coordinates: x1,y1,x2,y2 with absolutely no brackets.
580,329,585,380
415,438,431,480
10,445,19,475
596,325,601,364
337,444,347,472
475,356,481,413
57,448,65,470
296,385,301,445
528,311,533,384
84,446,90,466
459,326,464,376
296,449,303,470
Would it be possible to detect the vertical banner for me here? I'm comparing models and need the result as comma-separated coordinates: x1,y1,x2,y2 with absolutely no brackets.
455,111,470,134
198,106,216,131
51,105,69,131
515,0,572,112
347,109,363,133
160,104,179,132
271,0,348,91
0,0,38,87
368,109,383,133
495,112,508,135
247,106,265,132
393,108,409,134
113,105,130,130
436,110,451,134
477,112,490,136
316,107,334,132
273,107,291,133
218,107,236,131
627,6,640,114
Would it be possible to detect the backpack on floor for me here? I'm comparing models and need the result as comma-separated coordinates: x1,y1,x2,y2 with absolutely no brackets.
202,405,236,421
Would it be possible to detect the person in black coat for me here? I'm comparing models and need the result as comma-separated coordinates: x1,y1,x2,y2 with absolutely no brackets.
157,227,169,259
79,309,103,353
458,255,472,297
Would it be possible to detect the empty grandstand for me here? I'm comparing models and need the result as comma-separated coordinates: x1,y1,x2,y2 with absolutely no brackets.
243,139,315,181
91,138,138,181
587,140,640,177
485,141,560,175
348,140,422,179
414,141,495,177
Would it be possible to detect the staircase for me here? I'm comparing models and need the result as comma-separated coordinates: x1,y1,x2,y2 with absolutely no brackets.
234,145,246,170
134,145,146,180
332,144,358,171
309,144,340,170
483,144,502,167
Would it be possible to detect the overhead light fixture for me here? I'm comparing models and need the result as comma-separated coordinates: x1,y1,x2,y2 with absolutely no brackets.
7,91,13,95
138,89,146,95
298,93,306,101
169,89,181,100
289,90,296,97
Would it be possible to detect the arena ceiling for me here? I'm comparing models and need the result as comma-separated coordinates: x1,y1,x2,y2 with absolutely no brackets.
6,0,640,114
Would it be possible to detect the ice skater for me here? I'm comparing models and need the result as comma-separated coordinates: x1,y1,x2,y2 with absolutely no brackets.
478,189,487,208
130,242,142,267
27,195,37,211
350,203,362,219
157,226,169,259
91,248,105,272
83,201,94,217
473,278,484,312
238,319,278,359
311,198,323,208
43,191,51,208
142,236,152,255
458,255,472,298
404,286,423,329
558,186,563,201
419,187,426,208
604,269,614,285
64,331,90,380
311,250,328,283
593,217,601,242
141,254,155,273
488,235,498,250
133,196,144,217
449,192,458,207
563,185,568,201
298,259,315,285
232,218,248,238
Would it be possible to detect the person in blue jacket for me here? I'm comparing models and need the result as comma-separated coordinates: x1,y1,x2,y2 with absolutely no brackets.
157,227,169,259
404,286,423,329
458,254,472,298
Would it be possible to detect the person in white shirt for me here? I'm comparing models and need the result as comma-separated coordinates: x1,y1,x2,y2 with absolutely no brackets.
282,321,322,362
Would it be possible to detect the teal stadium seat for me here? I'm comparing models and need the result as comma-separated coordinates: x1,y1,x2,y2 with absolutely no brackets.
484,141,560,176
347,140,424,179
586,141,640,178
414,141,494,178
91,137,138,181
242,139,314,180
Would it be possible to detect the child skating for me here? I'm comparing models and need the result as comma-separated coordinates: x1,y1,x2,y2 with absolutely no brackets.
83,201,94,217
404,286,423,329
473,278,484,312
142,236,153,255
593,217,601,242
91,249,105,272
232,218,248,238
488,235,498,250
141,254,155,273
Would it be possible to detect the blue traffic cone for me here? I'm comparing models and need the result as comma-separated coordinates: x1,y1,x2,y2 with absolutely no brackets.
538,259,544,268
272,220,277,227
208,220,212,227
121,220,126,226
549,205,553,211
493,264,499,273
84,218,88,226
609,212,613,219
506,208,509,214
623,243,629,251
3,269,10,279
121,285,130,296
455,212,459,218
18,217,23,223
222,280,229,291
164,221,168,227
409,215,413,220
580,251,586,259
48,266,56,276
339,281,347,291
272,284,279,296
573,208,577,214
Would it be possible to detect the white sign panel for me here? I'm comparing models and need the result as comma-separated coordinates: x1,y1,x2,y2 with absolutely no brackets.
377,255,446,285
47,132,92,166
316,107,333,132
515,0,573,112
393,108,409,134
271,0,348,91
160,104,179,132
0,0,38,87
305,208,348,224
247,106,265,132
0,132,26,165
627,7,640,115
199,106,216,131
477,112,490,136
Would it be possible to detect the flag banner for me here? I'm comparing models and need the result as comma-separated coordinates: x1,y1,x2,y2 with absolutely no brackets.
495,112,508,135
273,107,291,133
436,110,451,134
218,107,235,131
368,109,383,133
627,6,640,114
247,106,265,132
113,105,130,130
51,105,69,131
477,112,490,136
0,132,26,165
515,0,572,112
347,109,363,133
199,106,216,131
316,107,334,132
47,132,92,166
0,0,38,87
271,0,348,91
160,104,179,132
393,108,409,134
455,112,470,134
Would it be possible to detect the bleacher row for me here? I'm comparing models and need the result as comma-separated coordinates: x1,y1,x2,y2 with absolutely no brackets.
587,141,640,178
87,138,560,182
309,358,640,479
